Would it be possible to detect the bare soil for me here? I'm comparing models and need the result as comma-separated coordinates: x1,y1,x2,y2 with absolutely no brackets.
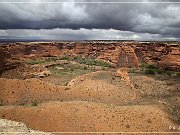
0,59,179,133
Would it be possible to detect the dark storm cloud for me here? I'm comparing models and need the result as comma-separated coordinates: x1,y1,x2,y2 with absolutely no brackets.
0,0,179,39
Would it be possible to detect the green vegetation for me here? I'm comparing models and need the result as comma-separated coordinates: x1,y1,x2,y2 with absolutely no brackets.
140,63,179,76
146,64,158,69
128,68,135,73
25,56,112,68
73,56,112,67
25,59,47,65
49,63,96,85
58,56,74,61
156,69,163,74
19,103,25,106
45,57,112,86
25,56,71,65
142,64,158,75
31,101,38,106
83,66,88,70
145,69,155,75
175,72,180,77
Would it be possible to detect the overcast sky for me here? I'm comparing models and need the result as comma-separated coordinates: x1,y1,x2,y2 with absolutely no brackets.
0,0,180,41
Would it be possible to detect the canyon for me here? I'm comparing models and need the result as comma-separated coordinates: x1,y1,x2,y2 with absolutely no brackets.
0,41,179,134
0,41,179,73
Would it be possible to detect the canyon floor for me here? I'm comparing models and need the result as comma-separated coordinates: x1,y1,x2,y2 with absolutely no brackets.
0,42,180,134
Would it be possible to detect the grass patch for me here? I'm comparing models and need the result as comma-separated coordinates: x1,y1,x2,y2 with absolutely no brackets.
145,69,156,75
141,63,178,76
83,66,88,70
48,63,95,85
19,103,25,106
25,59,47,65
25,56,72,65
25,56,112,68
175,72,180,77
128,68,135,73
74,56,112,67
143,64,158,75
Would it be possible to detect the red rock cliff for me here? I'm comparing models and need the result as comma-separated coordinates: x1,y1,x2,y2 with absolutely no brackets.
0,41,179,71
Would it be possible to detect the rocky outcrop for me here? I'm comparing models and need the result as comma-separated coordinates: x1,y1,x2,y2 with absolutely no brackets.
0,102,178,132
0,47,20,75
117,46,139,68
31,70,51,78
0,118,52,134
115,68,138,101
0,41,179,71
135,43,180,70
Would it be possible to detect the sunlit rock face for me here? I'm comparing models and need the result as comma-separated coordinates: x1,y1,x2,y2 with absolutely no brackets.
117,46,139,68
0,47,20,75
0,41,179,70
134,43,180,71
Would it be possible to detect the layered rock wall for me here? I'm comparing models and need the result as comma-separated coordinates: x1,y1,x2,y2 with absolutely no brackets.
0,47,20,75
0,42,179,70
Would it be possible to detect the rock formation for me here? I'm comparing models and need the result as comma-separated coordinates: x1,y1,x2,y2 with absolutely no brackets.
0,47,20,75
0,118,52,134
0,41,179,71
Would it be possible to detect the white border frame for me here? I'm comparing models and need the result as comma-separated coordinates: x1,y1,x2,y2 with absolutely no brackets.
0,0,180,134
0,1,180,4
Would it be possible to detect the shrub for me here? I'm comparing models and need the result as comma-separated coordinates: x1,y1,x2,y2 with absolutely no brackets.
70,68,74,71
65,82,69,86
157,69,167,74
83,66,88,70
31,101,38,106
128,69,135,73
140,63,147,68
157,70,162,74
145,69,155,75
146,64,157,69
46,57,60,62
25,59,46,65
19,102,25,106
176,72,180,77
166,71,172,76
62,56,73,61
74,56,112,67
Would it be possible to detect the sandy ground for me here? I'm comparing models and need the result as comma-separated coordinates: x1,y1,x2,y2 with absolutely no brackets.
0,69,179,133
0,71,138,105
0,101,178,133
